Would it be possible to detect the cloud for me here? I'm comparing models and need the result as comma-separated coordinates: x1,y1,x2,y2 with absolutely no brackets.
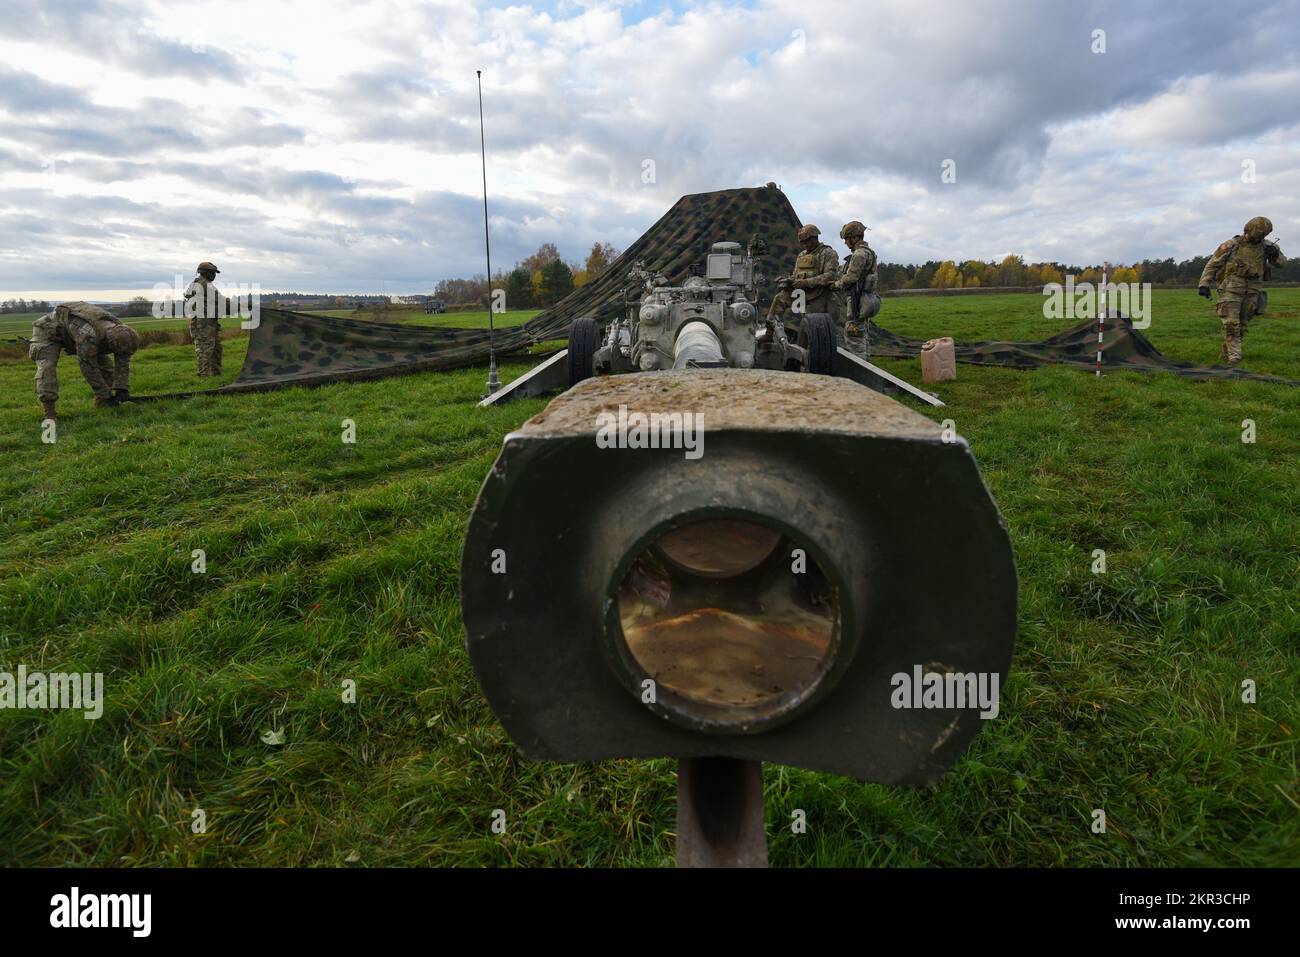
0,0,1298,295
4,0,243,80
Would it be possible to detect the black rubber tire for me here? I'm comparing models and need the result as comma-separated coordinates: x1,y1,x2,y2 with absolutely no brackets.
798,313,837,375
568,316,598,385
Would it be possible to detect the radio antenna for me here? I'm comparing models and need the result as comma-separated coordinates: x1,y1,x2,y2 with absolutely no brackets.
477,69,500,395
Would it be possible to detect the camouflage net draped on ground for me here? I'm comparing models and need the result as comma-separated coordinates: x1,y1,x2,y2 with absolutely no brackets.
143,183,1294,397
867,315,1298,385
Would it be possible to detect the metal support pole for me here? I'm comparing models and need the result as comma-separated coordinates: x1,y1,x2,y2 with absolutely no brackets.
476,69,500,395
676,757,768,867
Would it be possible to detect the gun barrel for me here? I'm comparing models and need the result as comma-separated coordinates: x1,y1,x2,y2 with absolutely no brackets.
673,321,724,368
461,369,1016,783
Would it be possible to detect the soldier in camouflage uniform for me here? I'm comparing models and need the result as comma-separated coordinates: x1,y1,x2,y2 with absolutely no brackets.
184,261,229,376
30,302,141,420
833,221,881,353
766,224,841,333
1198,216,1284,364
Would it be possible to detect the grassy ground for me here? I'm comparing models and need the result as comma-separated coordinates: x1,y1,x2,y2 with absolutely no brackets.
0,289,1296,867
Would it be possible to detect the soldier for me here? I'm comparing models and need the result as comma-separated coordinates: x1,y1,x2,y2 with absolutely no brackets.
184,261,230,376
1198,216,1284,364
767,224,841,331
30,302,141,420
833,221,881,353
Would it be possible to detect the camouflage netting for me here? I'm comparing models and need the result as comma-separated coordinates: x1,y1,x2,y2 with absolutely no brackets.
867,315,1299,385
143,183,1295,397
146,184,802,398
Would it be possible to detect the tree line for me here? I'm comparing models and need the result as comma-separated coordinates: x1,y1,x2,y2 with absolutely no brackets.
10,246,1294,321
433,242,621,308
0,298,53,314
430,244,1300,307
887,252,1300,291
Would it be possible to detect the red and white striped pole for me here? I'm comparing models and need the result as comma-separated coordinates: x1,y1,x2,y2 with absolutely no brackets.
1096,261,1109,377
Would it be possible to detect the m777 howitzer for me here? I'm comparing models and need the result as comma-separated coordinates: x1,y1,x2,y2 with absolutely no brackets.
479,238,943,408
462,240,1018,867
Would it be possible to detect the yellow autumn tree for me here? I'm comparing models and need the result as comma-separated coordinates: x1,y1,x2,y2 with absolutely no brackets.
960,260,987,286
932,261,963,289
994,254,1028,286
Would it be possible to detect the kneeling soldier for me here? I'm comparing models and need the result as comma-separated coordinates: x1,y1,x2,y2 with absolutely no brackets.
767,224,841,334
30,302,141,420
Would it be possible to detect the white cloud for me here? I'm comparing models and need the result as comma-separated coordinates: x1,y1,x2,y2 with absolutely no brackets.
0,0,1297,296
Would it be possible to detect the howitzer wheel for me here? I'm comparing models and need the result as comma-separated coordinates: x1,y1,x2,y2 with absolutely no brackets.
798,313,837,375
568,316,599,385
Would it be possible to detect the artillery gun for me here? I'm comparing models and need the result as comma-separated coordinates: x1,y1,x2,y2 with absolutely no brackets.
464,235,1016,867
568,239,837,385
481,238,934,407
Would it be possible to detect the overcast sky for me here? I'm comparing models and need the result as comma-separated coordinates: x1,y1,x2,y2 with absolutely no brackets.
1,0,1298,298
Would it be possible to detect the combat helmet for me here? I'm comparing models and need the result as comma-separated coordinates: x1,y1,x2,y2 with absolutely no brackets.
106,323,141,356
1243,216,1272,238
797,224,821,241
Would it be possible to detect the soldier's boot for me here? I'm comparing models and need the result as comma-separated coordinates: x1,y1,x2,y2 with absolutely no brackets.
93,393,120,408
41,399,58,421
112,388,130,402
1221,319,1243,365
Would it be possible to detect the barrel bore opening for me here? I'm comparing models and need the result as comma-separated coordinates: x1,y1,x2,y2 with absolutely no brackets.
616,518,839,726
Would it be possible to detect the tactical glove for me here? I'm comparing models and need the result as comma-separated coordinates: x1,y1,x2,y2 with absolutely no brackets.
1198,286,1212,299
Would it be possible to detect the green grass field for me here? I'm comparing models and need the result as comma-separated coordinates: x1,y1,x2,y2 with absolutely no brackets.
1,289,1296,867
